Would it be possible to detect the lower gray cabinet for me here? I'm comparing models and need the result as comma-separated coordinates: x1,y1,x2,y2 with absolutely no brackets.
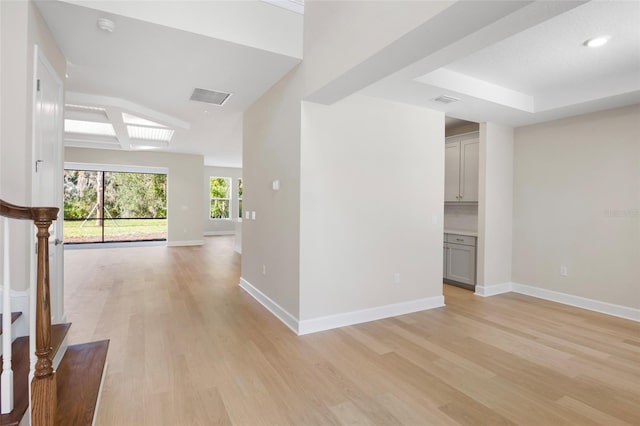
443,234,476,289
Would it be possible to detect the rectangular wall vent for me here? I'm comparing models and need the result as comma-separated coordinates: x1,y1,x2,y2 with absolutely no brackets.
190,88,232,106
433,95,460,104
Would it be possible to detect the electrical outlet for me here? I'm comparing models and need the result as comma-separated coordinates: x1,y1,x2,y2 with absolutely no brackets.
394,272,401,284
560,266,568,276
262,264,266,275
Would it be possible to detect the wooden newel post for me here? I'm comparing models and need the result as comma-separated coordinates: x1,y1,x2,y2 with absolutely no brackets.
30,207,58,426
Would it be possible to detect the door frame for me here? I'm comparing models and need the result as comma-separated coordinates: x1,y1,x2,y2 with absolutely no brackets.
30,44,65,324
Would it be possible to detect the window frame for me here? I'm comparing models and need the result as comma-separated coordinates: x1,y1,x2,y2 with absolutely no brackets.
237,178,243,220
209,176,231,220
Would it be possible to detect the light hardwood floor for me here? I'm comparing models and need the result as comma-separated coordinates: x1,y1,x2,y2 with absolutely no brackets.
64,236,640,426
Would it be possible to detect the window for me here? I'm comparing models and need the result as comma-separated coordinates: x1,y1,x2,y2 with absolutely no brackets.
210,177,230,219
238,178,243,219
63,169,167,244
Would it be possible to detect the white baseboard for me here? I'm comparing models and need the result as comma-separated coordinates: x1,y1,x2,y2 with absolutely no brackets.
239,278,445,335
298,296,445,335
52,333,68,370
93,361,109,426
239,278,299,334
167,240,204,247
511,282,639,322
474,281,639,322
204,231,235,236
475,282,513,297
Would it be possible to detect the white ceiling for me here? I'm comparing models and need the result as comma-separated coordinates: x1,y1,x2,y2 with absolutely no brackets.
36,0,302,167
36,1,639,167
361,1,640,127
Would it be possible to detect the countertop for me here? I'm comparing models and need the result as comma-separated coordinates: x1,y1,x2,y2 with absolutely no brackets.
444,229,478,237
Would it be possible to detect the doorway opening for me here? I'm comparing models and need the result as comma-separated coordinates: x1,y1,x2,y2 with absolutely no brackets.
443,117,480,295
63,167,167,244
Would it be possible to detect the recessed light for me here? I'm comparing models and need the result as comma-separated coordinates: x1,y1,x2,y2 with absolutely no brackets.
97,18,115,33
583,35,610,48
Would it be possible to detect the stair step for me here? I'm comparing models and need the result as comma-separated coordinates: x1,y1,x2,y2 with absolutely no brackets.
55,340,109,426
0,313,22,335
0,323,71,426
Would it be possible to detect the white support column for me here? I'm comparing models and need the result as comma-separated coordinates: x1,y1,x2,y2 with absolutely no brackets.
1,217,14,414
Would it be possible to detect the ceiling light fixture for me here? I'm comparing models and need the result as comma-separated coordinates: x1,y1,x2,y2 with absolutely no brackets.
97,18,115,33
583,35,610,48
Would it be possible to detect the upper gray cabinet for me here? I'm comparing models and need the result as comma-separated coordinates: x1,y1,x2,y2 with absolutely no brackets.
444,132,479,203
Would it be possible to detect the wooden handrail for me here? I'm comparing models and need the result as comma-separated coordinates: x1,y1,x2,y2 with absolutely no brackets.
0,199,58,425
0,199,33,221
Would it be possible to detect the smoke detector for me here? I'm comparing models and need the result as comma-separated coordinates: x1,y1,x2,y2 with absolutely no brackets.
97,18,115,33
433,95,460,104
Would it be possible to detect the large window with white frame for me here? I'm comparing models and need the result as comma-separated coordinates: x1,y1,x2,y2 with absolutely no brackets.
210,177,231,219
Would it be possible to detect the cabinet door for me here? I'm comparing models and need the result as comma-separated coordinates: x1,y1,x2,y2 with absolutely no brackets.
446,244,476,285
443,245,448,280
460,138,479,202
444,141,461,202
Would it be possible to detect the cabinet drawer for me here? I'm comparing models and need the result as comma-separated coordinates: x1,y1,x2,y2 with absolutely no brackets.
445,234,476,246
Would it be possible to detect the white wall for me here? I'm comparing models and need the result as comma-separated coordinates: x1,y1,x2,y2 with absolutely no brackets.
477,123,514,289
1,0,66,291
512,105,640,309
242,1,455,327
303,1,452,98
242,67,303,318
64,148,204,245
300,95,444,320
203,165,242,235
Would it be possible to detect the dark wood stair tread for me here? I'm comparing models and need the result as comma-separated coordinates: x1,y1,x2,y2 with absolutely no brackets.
0,323,71,426
55,340,109,426
0,313,22,335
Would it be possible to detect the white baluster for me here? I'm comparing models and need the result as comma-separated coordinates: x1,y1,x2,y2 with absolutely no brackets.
28,225,37,426
1,217,14,414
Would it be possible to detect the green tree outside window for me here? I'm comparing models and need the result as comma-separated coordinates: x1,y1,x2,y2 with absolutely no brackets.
210,177,230,219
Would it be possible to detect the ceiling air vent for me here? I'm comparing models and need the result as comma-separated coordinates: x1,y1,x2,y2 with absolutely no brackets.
190,88,232,106
433,95,460,104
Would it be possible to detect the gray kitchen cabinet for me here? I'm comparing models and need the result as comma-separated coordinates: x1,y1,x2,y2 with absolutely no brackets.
443,233,477,289
444,132,479,203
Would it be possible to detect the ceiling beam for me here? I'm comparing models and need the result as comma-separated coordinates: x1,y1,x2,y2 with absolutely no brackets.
305,0,587,105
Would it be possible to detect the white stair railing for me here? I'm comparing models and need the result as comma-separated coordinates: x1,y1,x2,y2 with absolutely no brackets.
1,216,14,414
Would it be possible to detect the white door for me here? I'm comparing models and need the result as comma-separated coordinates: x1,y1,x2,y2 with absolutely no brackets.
32,46,64,324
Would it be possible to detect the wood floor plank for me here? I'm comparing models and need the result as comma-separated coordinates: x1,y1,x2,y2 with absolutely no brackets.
63,237,640,426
